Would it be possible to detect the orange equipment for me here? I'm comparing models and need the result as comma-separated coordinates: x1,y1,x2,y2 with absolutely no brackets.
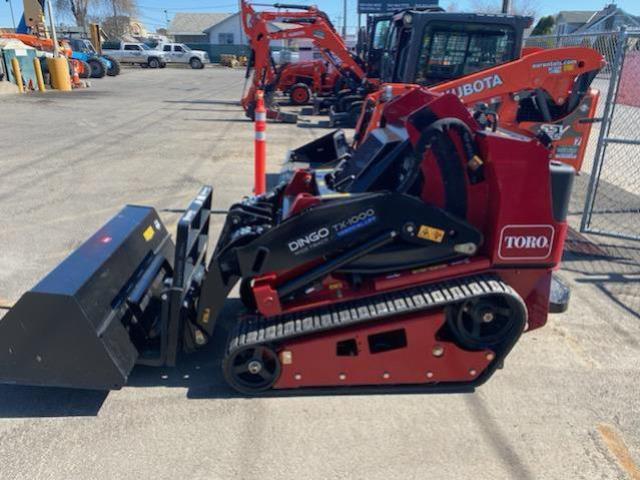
353,47,605,172
240,0,367,121
254,90,267,195
0,33,90,79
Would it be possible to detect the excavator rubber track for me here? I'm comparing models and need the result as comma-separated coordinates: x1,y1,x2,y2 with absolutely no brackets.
227,274,526,352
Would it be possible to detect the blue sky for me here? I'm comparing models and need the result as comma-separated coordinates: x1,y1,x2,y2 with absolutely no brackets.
1,0,638,32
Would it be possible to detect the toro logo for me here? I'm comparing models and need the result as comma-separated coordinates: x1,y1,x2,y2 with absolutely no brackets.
498,225,555,260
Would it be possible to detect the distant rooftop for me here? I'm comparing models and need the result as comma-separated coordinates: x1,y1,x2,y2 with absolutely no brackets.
168,13,232,35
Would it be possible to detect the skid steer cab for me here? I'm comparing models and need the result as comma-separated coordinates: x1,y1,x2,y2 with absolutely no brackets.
0,90,574,395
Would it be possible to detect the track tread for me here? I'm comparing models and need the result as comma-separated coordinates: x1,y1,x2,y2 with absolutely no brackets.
227,274,526,353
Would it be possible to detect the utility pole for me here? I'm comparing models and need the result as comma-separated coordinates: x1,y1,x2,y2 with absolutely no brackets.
6,0,16,30
164,9,169,29
501,0,511,14
342,0,347,38
45,0,59,56
112,0,119,38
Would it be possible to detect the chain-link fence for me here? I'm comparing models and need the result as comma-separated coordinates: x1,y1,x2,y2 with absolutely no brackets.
526,30,640,241
526,29,640,319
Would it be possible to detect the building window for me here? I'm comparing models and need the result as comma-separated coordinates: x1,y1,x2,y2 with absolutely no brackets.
218,33,234,44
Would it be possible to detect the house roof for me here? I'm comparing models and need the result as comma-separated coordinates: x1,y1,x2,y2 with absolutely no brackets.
168,13,232,35
573,5,640,33
203,12,240,33
556,11,597,24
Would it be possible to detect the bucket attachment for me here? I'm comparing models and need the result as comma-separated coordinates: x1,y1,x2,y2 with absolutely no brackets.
286,129,349,167
0,205,175,390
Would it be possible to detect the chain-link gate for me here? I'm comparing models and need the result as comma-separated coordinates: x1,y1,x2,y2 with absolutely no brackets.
581,29,640,241
526,29,640,241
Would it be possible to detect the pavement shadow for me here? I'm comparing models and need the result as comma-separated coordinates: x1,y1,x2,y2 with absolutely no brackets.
297,120,333,129
184,118,249,123
562,228,640,322
0,385,107,418
465,395,535,480
164,99,240,106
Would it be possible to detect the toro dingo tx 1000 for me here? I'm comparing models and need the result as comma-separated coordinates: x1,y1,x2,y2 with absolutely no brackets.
0,89,573,395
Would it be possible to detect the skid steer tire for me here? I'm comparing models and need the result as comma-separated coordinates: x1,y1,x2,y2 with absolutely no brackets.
103,55,121,76
88,58,106,78
78,60,91,79
289,83,312,106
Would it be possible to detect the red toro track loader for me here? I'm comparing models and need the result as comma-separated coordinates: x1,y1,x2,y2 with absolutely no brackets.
0,89,574,395
240,0,367,122
287,46,604,178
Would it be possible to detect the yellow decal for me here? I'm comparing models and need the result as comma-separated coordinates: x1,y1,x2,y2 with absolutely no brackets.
143,226,155,242
418,225,446,243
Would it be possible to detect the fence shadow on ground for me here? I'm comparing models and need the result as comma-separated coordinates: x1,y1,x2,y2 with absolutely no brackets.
562,228,640,322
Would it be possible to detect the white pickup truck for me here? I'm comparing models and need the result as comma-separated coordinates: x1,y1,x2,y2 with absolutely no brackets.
102,41,167,68
159,43,209,69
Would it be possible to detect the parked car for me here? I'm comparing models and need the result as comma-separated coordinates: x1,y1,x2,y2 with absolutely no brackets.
102,41,167,68
159,43,209,69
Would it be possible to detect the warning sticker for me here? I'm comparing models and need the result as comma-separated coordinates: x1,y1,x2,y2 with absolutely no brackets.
555,145,580,159
418,225,446,243
143,225,155,242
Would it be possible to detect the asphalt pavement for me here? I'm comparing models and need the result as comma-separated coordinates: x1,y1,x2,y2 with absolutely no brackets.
0,67,638,480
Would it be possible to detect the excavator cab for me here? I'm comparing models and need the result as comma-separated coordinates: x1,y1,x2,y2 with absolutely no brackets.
364,14,391,79
381,10,533,85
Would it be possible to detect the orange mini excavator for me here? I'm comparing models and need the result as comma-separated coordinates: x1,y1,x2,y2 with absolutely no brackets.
240,0,368,122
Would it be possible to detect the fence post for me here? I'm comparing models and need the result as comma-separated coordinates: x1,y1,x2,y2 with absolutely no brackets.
254,90,267,195
580,27,628,233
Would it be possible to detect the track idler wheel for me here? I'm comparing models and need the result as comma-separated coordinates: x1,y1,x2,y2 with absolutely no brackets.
224,345,281,394
448,295,520,350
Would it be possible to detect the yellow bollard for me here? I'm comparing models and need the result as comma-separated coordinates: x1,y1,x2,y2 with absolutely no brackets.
46,56,72,91
33,57,46,92
10,57,24,93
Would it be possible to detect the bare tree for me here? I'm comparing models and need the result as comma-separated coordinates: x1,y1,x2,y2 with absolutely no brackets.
100,0,138,38
55,0,94,27
470,0,538,17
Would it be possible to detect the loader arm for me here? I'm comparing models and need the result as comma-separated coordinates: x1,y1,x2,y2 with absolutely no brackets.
352,47,605,171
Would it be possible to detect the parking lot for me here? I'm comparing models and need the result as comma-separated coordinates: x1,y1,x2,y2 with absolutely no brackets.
0,68,639,480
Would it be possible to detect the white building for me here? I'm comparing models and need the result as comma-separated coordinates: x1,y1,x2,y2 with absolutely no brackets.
203,13,248,45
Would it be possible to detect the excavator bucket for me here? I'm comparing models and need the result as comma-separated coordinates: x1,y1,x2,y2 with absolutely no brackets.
0,205,175,390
